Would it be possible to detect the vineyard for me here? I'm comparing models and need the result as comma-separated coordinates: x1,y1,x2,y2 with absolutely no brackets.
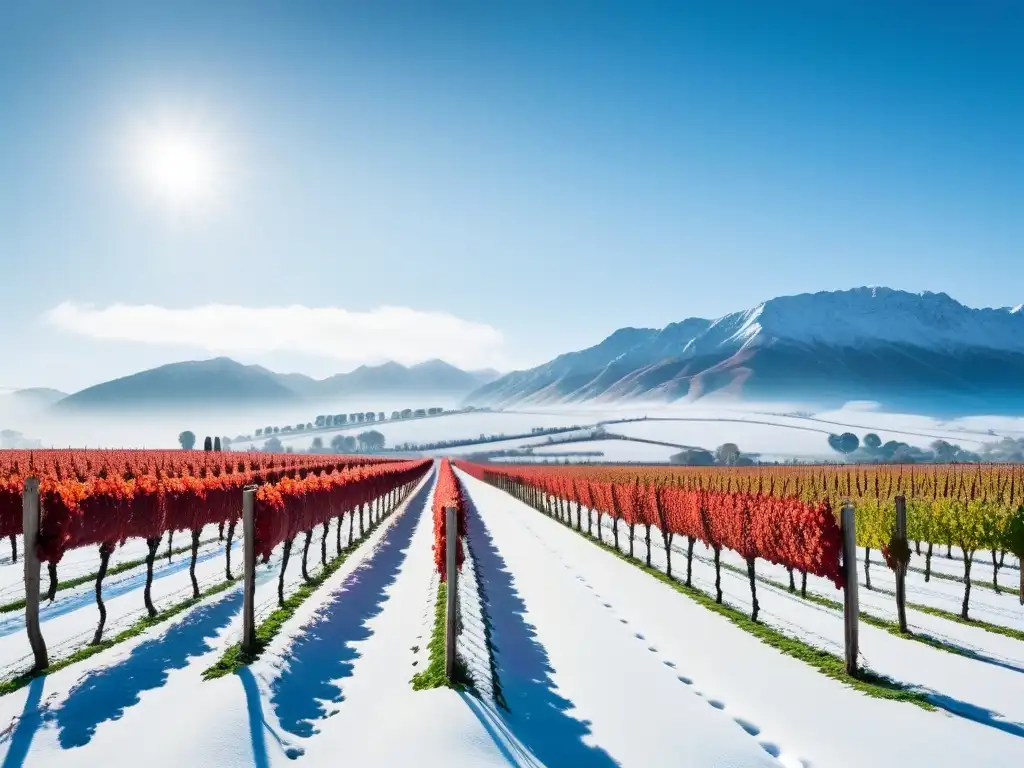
0,449,431,676
0,452,1021,767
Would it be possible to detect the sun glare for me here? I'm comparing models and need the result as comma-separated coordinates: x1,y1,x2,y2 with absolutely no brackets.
125,113,226,215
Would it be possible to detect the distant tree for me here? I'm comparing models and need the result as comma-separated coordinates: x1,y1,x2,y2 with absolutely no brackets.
306,422,313,430
879,440,902,459
669,448,714,466
828,433,859,454
263,436,283,453
357,430,386,452
285,446,294,453
714,443,741,466
272,427,280,434
342,435,358,452
213,436,222,451
310,436,324,452
330,434,347,452
221,437,233,450
255,428,264,437
931,440,956,463
178,431,197,450
863,433,882,450
265,426,274,435
203,436,213,451
315,415,325,428
297,423,306,431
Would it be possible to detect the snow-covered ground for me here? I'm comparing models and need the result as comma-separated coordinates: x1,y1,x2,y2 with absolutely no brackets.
455,472,1023,767
13,397,1022,456
576,508,1024,755
528,439,678,463
460,473,781,767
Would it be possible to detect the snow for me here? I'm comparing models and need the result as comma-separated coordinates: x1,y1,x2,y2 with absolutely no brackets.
711,287,1024,354
264,400,1023,461
460,472,781,767
528,439,678,463
577,509,1024,761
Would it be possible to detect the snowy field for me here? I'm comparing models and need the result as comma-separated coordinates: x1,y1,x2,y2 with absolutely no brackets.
527,439,678,463
7,397,1023,459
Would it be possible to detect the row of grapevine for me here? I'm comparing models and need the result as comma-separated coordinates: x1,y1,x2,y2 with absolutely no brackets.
0,449,392,544
0,448,390,482
460,462,1024,613
11,455,432,671
432,459,466,581
455,461,846,625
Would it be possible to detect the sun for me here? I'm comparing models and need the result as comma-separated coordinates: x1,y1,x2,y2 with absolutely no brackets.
125,112,226,215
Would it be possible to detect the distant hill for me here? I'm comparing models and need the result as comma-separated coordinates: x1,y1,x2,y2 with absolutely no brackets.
465,287,1024,415
7,388,68,407
55,358,300,411
51,357,497,412
250,359,494,399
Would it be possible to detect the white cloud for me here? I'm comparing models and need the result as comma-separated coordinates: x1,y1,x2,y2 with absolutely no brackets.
44,302,508,370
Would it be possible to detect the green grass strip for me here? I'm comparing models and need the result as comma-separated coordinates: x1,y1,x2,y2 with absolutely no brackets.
202,501,405,681
521,499,934,711
0,536,223,614
410,582,471,691
0,577,236,697
717,560,1014,665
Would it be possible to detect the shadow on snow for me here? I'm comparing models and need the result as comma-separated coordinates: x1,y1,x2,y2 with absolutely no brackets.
54,588,244,749
462,493,617,768
0,678,45,768
268,474,431,740
926,692,1024,740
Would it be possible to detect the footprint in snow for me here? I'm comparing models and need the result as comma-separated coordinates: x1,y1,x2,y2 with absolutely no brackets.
759,742,782,758
734,718,760,736
708,700,725,710
677,676,693,685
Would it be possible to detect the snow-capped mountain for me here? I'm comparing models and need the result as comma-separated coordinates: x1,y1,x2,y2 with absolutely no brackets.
465,288,1024,414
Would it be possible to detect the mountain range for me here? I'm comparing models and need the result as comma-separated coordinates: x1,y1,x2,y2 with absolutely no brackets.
46,358,500,411
18,287,1024,416
464,288,1024,415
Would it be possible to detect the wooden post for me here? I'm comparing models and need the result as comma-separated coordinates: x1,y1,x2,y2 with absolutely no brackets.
23,477,48,671
242,485,257,654
841,501,859,676
445,505,458,681
894,495,909,633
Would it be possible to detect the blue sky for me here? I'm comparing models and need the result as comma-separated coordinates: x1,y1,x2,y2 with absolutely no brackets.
1,1,1021,392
